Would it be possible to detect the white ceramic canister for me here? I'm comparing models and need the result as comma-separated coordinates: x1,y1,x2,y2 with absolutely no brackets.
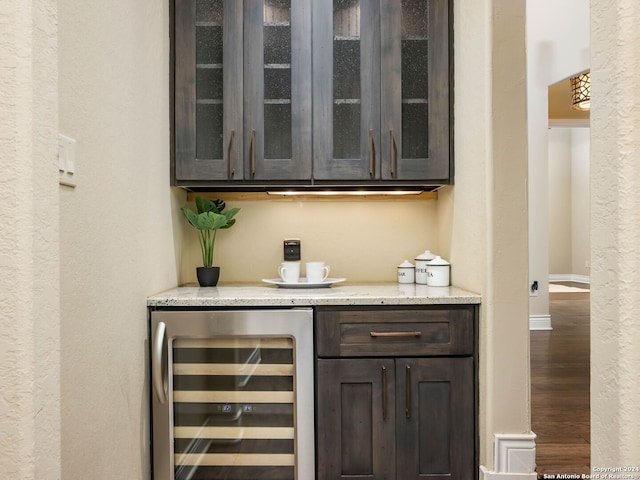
426,255,451,286
397,260,415,284
414,250,436,284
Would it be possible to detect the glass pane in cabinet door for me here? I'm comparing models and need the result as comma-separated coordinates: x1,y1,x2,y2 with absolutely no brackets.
172,337,296,480
401,0,429,160
333,0,361,160
263,0,292,161
333,103,360,159
195,0,224,160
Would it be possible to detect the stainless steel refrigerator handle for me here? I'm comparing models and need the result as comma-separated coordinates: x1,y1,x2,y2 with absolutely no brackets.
152,321,167,404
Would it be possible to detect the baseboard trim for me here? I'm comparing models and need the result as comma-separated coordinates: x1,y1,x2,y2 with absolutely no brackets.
480,466,538,480
480,433,537,480
549,274,590,284
530,314,552,331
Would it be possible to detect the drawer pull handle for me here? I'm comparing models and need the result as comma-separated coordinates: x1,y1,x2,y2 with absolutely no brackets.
382,365,387,420
406,365,412,419
370,331,422,337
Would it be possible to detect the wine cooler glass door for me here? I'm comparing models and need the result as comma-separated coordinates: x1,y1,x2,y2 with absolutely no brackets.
151,309,314,480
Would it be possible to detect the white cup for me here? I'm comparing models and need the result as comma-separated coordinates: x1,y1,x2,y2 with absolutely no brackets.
278,261,300,283
306,261,330,283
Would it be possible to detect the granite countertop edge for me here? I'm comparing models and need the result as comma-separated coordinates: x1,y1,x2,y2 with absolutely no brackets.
147,283,481,307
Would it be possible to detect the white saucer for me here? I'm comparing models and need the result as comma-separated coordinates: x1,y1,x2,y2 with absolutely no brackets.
261,278,346,289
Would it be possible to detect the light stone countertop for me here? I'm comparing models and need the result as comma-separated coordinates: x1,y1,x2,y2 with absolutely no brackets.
147,282,481,307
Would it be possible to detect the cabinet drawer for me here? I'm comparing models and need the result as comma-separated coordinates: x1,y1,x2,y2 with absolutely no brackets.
316,306,476,357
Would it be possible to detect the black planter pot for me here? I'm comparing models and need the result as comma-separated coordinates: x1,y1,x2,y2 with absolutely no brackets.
196,266,220,287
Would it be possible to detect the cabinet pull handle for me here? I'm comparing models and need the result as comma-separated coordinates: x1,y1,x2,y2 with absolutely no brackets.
370,331,423,337
369,129,375,177
382,365,388,420
390,129,397,178
152,322,167,404
250,129,256,177
405,365,412,418
228,130,235,178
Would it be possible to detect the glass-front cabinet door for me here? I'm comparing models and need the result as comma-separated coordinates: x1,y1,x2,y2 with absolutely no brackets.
380,0,450,182
175,0,243,182
174,0,311,184
313,0,381,181
244,0,312,181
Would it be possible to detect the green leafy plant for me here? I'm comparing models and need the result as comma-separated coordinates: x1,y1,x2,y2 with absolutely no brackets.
181,196,240,268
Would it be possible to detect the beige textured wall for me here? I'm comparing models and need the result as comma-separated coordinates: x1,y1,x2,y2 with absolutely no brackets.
548,129,573,274
547,128,591,278
570,129,590,278
440,0,530,470
179,198,439,284
0,0,60,478
58,0,180,478
590,0,640,464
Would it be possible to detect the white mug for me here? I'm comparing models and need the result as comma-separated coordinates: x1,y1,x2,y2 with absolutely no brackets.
306,261,330,283
278,261,300,283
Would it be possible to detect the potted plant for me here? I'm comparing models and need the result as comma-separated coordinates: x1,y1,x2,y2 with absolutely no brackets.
181,196,240,286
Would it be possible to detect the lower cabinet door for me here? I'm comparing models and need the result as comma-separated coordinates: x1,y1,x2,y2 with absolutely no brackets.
316,358,396,479
395,357,475,480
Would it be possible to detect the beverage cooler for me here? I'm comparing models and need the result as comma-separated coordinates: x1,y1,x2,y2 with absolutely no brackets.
150,309,314,480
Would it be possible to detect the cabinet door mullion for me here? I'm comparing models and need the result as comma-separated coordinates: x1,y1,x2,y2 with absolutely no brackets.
243,0,264,179
380,0,401,180
224,0,244,180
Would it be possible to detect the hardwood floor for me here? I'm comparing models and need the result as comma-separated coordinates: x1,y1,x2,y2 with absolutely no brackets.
531,286,590,476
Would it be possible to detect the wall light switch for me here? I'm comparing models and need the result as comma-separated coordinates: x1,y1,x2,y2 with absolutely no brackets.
58,134,77,187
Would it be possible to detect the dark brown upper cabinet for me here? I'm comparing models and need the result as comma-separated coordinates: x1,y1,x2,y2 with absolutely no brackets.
172,0,452,190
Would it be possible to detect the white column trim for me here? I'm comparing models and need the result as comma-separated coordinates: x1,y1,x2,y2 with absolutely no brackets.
549,274,590,284
480,433,538,480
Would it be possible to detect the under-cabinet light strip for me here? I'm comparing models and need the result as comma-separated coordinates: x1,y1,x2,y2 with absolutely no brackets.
266,190,424,196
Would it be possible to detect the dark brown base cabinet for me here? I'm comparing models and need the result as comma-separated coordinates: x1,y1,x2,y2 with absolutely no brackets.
315,306,477,480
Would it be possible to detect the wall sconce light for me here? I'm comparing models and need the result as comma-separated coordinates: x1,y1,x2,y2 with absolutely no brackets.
570,71,591,111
